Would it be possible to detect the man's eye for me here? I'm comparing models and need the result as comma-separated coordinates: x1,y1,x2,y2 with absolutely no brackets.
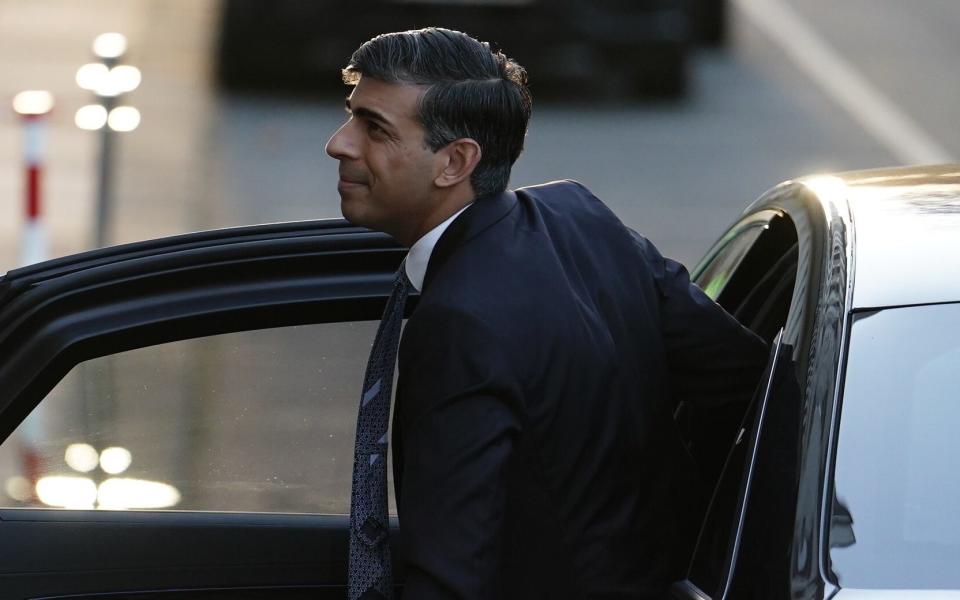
367,121,385,135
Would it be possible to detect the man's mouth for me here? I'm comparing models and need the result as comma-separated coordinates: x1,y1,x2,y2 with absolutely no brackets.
338,179,367,195
338,171,368,187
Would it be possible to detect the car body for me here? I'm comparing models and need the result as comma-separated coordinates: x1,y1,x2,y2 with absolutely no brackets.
215,0,712,99
675,164,960,600
0,164,958,598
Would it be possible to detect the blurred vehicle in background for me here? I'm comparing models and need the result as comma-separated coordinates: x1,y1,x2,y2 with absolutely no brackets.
693,0,727,45
216,0,727,100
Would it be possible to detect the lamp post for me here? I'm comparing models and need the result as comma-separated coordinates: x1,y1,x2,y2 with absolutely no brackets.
75,33,141,248
12,90,55,266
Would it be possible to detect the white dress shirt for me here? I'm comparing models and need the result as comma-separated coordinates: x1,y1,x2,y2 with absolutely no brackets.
404,204,472,292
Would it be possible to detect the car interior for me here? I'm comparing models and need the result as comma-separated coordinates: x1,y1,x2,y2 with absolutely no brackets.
714,214,799,345
678,211,799,484
673,212,802,599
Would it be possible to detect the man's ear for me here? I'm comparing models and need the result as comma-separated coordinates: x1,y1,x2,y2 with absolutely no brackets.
435,138,481,189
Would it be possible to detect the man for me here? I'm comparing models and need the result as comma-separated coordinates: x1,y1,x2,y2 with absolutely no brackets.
326,28,767,600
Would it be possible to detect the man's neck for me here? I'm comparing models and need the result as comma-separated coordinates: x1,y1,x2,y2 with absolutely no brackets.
404,202,474,291
403,188,475,247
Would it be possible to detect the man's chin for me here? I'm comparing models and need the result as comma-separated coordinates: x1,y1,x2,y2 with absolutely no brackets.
339,200,360,225
339,195,370,227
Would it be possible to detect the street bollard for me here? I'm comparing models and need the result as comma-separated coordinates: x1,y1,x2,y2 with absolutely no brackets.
12,91,55,266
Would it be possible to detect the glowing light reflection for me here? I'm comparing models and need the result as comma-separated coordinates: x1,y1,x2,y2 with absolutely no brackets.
65,443,99,473
12,90,54,116
93,33,127,59
107,106,140,132
35,475,181,510
803,175,848,212
109,65,141,93
99,447,132,474
36,476,97,509
97,478,180,510
4,476,32,502
76,63,109,91
75,105,107,130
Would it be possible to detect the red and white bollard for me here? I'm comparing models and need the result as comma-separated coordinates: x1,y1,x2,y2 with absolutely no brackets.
12,91,54,266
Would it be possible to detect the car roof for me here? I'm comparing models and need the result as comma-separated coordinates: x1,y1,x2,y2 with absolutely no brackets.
789,165,960,311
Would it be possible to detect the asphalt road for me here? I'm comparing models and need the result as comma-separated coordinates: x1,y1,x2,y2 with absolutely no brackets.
0,0,955,513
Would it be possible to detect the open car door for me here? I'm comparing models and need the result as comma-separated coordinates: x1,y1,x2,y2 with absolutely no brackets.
672,329,796,600
0,220,407,598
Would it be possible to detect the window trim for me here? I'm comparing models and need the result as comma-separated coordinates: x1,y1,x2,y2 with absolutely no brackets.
0,221,406,446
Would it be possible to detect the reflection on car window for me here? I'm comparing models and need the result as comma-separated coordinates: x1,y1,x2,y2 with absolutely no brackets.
695,220,767,301
0,322,382,515
831,303,960,589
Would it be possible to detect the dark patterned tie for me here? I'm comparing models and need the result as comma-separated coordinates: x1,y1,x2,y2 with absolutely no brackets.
348,264,411,600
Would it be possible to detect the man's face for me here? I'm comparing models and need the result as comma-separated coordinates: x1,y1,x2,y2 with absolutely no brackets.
325,76,441,243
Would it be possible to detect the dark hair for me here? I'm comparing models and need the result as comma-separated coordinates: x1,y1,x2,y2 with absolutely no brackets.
343,28,531,199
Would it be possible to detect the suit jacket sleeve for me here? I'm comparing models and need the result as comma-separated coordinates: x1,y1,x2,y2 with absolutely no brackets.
632,231,770,408
395,304,522,600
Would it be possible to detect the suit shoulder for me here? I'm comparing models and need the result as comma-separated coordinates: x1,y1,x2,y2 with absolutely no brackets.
516,180,623,224
515,179,596,203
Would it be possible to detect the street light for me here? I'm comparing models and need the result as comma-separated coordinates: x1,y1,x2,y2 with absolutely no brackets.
93,32,128,59
75,32,141,248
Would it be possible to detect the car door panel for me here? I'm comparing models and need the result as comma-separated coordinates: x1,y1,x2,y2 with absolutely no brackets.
0,220,406,598
1,513,343,598
1,512,405,599
673,331,791,600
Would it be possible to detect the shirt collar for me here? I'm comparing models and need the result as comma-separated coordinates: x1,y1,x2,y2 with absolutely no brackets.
405,203,473,292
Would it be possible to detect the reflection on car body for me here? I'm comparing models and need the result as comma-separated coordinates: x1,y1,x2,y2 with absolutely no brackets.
1,165,959,598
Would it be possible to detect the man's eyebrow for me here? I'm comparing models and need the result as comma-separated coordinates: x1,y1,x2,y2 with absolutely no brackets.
344,98,395,130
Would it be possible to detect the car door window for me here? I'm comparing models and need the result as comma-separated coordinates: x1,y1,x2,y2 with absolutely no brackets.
679,212,800,499
0,223,407,597
0,321,385,515
674,331,795,600
694,211,776,301
694,211,799,344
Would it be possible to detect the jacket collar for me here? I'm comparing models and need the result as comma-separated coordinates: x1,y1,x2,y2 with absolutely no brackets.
421,190,518,291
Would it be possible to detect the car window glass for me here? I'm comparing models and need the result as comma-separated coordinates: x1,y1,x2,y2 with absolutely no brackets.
732,242,798,343
0,322,389,515
705,213,798,324
682,332,787,600
831,303,960,589
678,224,799,520
694,218,769,301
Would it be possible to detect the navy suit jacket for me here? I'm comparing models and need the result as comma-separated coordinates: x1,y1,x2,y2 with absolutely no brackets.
392,181,767,599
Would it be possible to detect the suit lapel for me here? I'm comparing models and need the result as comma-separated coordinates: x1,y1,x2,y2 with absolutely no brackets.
421,190,518,291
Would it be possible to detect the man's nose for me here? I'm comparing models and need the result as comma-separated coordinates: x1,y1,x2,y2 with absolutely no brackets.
325,121,356,160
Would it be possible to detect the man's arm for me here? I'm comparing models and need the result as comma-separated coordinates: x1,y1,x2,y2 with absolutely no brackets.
394,305,521,599
632,232,770,482
633,232,769,407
